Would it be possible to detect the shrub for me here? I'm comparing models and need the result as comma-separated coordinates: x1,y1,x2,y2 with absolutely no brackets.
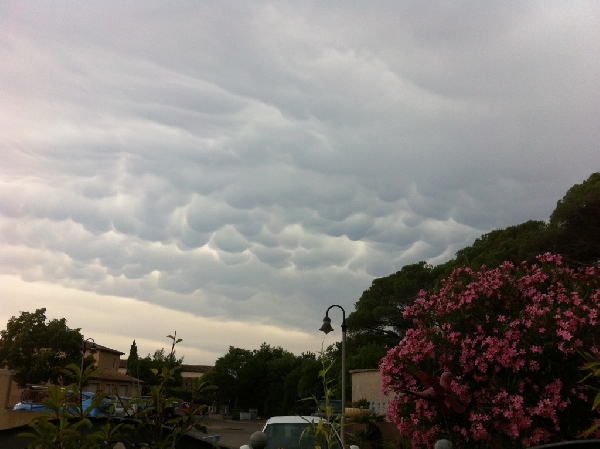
351,398,370,409
380,254,600,448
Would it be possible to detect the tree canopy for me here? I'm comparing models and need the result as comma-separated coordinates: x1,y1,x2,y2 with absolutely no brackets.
212,344,324,417
549,172,600,264
0,308,84,388
347,261,441,350
125,341,185,394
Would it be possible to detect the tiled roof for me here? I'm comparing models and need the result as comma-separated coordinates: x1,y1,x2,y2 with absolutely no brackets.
181,364,213,373
90,368,144,383
84,342,124,355
118,360,213,373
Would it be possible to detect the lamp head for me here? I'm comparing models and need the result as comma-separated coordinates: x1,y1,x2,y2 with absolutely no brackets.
319,316,333,334
84,338,97,354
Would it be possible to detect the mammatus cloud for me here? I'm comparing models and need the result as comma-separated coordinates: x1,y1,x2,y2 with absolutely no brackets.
1,1,599,363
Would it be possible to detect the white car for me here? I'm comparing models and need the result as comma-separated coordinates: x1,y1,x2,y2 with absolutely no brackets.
107,396,131,417
242,416,358,449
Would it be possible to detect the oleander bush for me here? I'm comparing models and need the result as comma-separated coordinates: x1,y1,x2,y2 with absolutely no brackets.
380,253,600,448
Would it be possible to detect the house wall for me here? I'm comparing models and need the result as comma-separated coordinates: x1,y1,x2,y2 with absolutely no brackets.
86,347,141,396
350,369,393,417
6,382,22,408
86,378,141,397
181,371,206,390
181,371,204,379
93,351,120,371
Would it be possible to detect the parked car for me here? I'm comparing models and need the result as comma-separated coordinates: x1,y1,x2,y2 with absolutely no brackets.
130,396,153,415
107,396,132,417
14,390,110,417
243,416,358,449
87,393,112,417
12,386,50,412
173,401,209,417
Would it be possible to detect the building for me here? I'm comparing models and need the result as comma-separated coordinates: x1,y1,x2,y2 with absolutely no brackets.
347,368,401,443
0,342,143,431
118,360,213,390
81,342,143,397
350,368,393,416
180,364,213,389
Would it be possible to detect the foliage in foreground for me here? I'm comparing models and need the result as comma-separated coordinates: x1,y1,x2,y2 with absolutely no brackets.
302,351,344,449
580,351,600,437
380,253,600,448
19,363,133,448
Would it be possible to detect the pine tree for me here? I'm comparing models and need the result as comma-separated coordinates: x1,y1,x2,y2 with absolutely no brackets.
127,340,139,376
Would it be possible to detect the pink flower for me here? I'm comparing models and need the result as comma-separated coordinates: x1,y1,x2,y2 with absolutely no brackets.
381,254,600,448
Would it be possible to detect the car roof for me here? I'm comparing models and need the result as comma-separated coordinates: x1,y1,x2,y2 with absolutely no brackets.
265,416,327,425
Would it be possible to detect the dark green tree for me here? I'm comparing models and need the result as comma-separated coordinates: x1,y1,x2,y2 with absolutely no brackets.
549,172,600,264
234,343,300,416
123,342,186,395
295,352,323,399
127,340,139,367
453,220,549,268
0,308,83,388
287,352,323,415
212,344,312,417
347,343,388,371
346,261,440,349
212,346,253,410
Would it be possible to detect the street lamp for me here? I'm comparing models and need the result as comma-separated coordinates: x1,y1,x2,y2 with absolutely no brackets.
80,337,96,418
319,305,347,447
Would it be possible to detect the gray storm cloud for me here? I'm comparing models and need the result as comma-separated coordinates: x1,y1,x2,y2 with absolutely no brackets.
1,1,599,360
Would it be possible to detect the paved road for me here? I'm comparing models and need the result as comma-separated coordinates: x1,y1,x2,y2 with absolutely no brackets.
188,416,265,449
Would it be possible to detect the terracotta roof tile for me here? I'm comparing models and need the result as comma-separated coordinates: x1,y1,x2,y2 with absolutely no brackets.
84,341,124,355
117,360,213,373
180,364,213,373
90,368,144,383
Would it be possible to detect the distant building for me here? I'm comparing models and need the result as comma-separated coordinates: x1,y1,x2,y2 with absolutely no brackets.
118,360,213,390
82,341,143,397
180,364,213,389
1,341,143,430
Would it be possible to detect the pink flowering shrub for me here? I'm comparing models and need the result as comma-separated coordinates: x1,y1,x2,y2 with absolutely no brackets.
380,253,600,448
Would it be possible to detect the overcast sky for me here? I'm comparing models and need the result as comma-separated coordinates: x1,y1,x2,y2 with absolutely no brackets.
1,1,599,365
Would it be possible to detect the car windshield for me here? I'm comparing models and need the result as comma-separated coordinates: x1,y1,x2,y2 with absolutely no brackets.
263,422,341,449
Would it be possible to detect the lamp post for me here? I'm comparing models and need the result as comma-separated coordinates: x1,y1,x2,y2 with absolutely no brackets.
319,305,347,447
80,337,96,418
